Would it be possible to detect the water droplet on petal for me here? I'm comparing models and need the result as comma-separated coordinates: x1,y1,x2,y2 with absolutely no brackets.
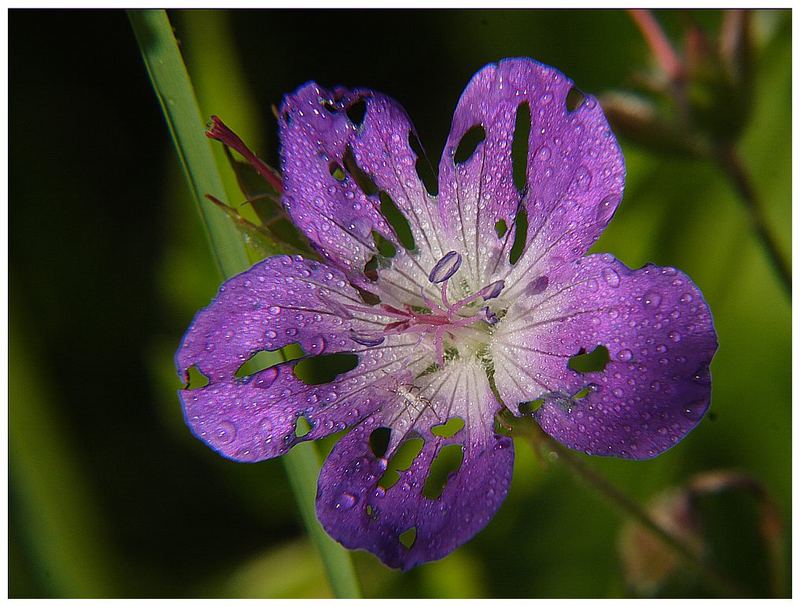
255,366,279,389
602,266,620,288
537,146,551,161
643,291,662,308
596,195,618,223
310,336,327,354
215,420,237,444
683,400,707,421
335,492,357,510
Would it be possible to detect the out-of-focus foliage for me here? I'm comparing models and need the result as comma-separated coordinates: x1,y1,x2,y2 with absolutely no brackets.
9,9,790,598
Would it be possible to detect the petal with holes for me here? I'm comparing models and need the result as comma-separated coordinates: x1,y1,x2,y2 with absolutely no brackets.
490,253,717,459
176,255,426,461
316,360,514,570
280,83,452,309
438,58,625,286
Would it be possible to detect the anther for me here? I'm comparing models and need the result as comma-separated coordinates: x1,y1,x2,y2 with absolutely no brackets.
428,251,462,284
478,280,505,301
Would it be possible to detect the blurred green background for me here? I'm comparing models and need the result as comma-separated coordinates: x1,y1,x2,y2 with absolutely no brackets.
9,9,790,598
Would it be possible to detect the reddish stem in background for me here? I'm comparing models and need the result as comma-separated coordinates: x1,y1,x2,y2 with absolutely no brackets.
206,115,284,193
628,9,684,82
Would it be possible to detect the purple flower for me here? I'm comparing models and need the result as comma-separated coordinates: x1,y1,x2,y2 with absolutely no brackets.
177,58,717,570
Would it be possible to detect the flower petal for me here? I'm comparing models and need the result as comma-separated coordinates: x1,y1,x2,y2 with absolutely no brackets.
176,255,426,461
279,84,395,284
490,253,717,459
316,361,514,569
439,58,625,286
279,84,449,298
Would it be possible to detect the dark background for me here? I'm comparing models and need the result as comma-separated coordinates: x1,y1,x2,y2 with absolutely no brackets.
10,9,791,597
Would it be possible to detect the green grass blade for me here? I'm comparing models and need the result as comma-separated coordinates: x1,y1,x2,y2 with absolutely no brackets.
129,9,361,598
10,312,120,596
128,9,248,278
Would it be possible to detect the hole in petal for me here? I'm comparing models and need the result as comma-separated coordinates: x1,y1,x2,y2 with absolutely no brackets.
512,102,531,191
320,99,338,114
369,427,391,458
453,125,486,164
493,409,515,436
509,207,528,264
573,383,599,400
408,130,439,196
329,161,346,181
294,415,312,438
346,97,368,126
343,146,378,196
378,437,424,489
372,230,397,258
235,344,304,380
519,398,545,416
366,503,377,518
399,527,417,549
184,364,210,390
379,192,415,251
495,219,508,238
294,353,359,385
566,86,587,112
423,444,464,499
355,285,381,306
431,417,465,438
568,345,610,373
363,255,379,281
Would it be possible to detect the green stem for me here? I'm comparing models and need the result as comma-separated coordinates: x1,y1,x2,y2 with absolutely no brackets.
715,144,791,296
526,424,749,597
128,9,361,598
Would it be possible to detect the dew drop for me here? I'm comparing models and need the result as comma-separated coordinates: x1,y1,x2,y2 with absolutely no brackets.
617,349,632,361
602,266,620,288
215,420,237,445
310,336,327,354
255,367,279,389
595,195,618,223
643,291,662,308
683,400,707,421
335,492,357,510
259,416,274,433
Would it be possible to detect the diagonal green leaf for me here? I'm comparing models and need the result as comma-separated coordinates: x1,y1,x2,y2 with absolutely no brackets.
129,9,361,598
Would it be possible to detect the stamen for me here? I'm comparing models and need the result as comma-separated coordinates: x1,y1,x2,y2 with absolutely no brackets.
420,288,446,314
349,330,386,347
428,251,462,284
448,280,505,314
483,307,499,325
433,326,447,367
342,303,408,319
479,280,505,301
